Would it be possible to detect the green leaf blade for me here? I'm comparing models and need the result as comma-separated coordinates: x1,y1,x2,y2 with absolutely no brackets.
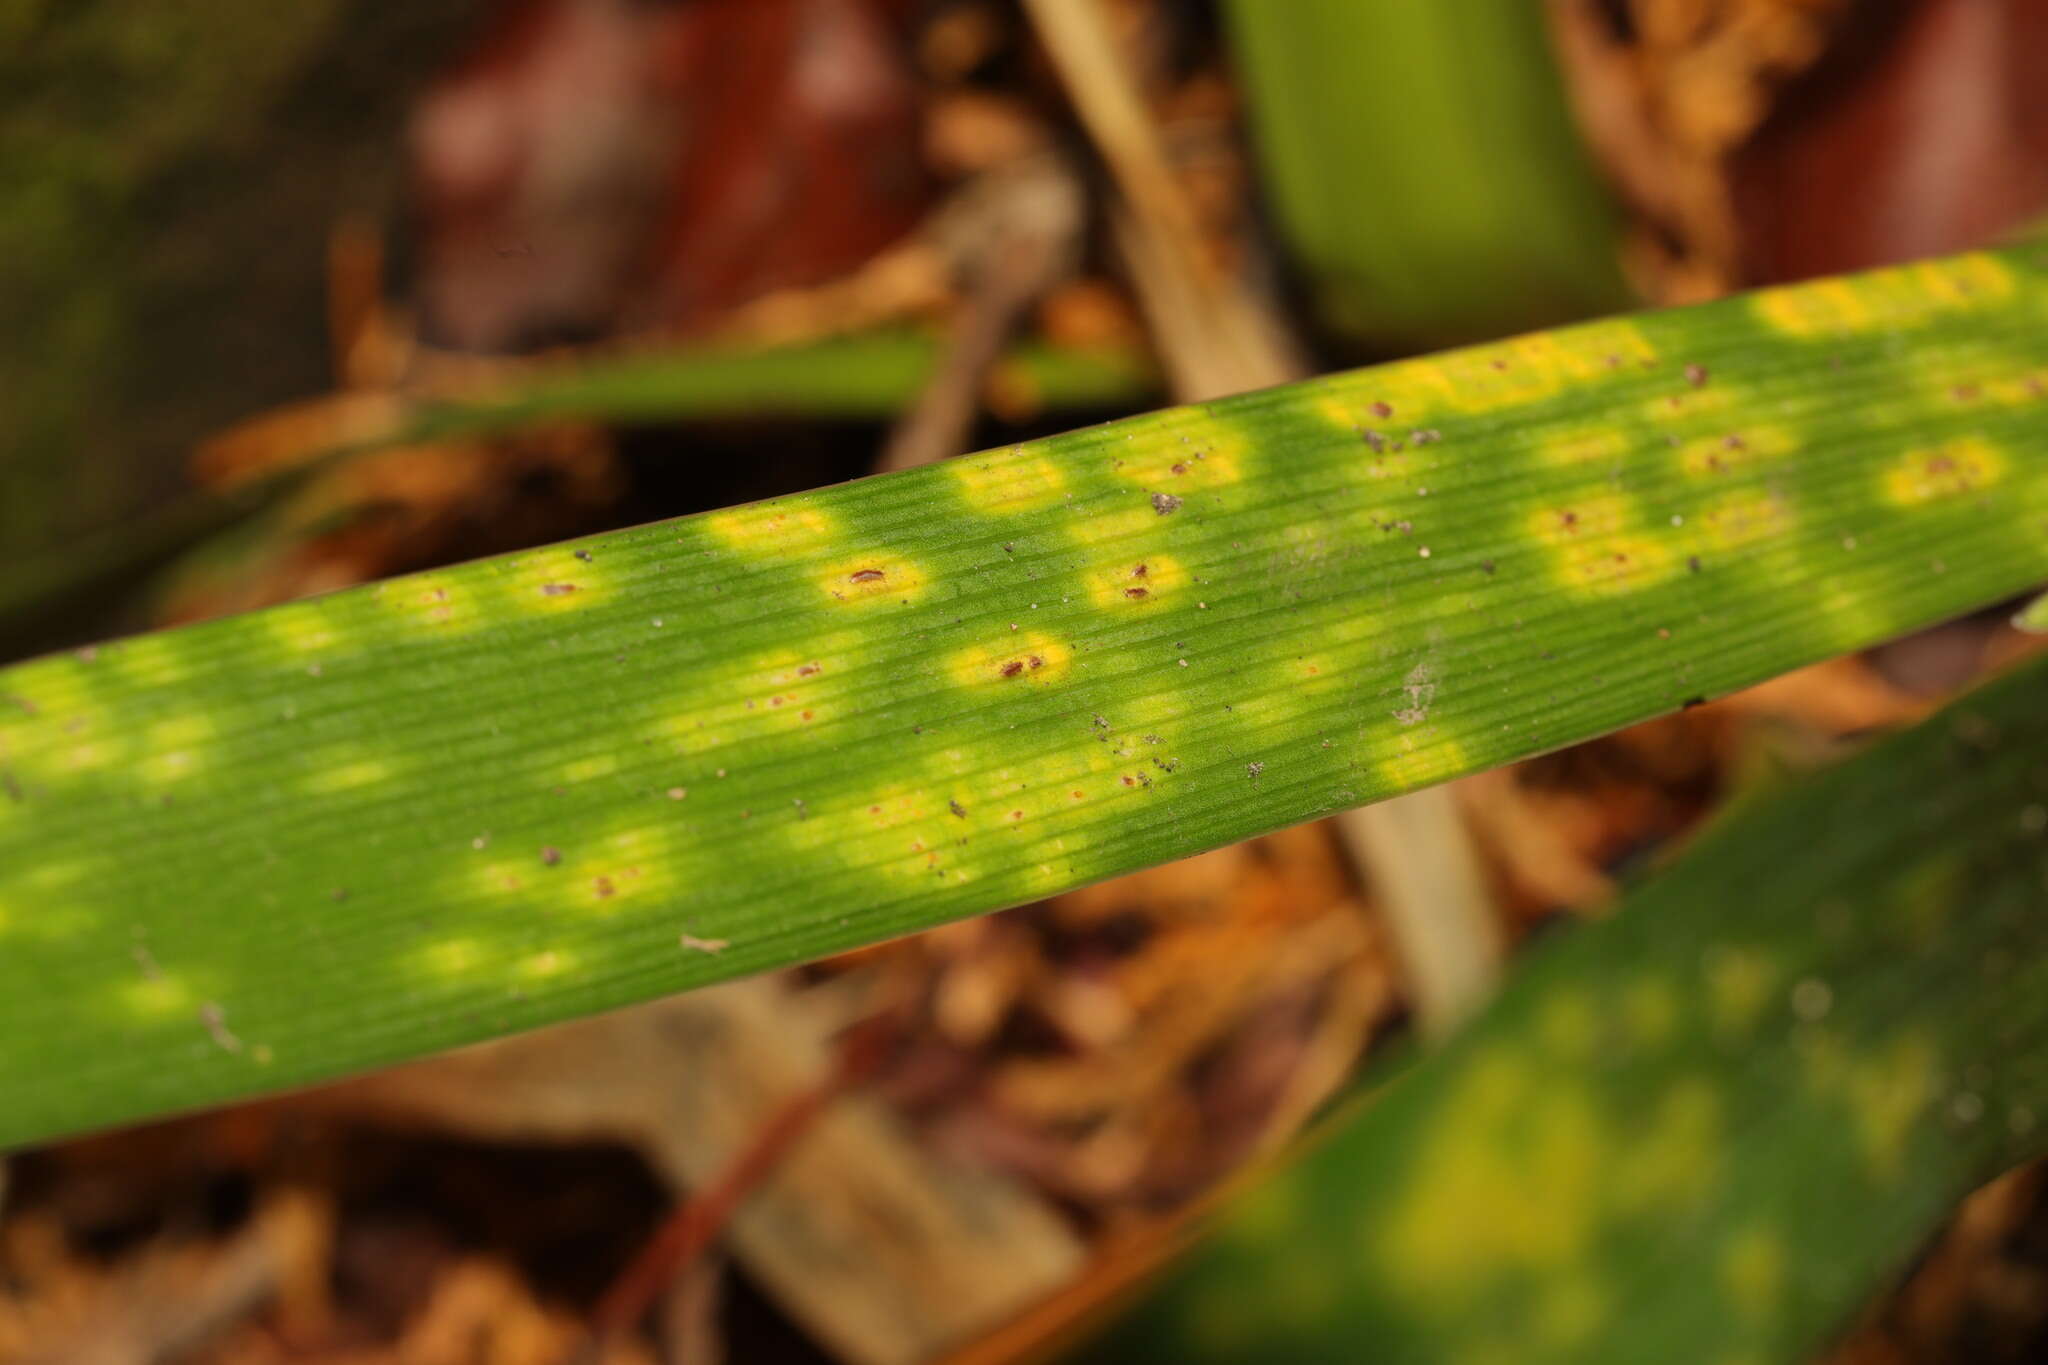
1075,635,2048,1365
4,246,2048,1147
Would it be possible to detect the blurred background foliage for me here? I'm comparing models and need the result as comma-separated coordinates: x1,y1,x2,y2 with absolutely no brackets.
5,2,2048,1363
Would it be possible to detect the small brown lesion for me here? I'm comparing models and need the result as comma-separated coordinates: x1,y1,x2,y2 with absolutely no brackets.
848,568,887,584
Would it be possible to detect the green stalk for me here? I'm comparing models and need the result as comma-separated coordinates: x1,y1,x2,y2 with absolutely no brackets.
1074,646,2048,1365
3,245,2047,1147
1223,0,1634,349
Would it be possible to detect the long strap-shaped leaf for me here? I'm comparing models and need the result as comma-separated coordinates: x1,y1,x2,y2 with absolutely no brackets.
4,246,2047,1147
1068,647,2048,1365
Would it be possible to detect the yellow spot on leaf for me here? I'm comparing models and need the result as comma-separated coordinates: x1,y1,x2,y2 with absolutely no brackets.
951,451,1068,511
1540,991,1599,1060
1529,494,1633,548
1677,425,1798,477
1698,492,1795,551
265,606,340,655
1376,733,1469,790
303,755,394,794
1620,977,1680,1048
1848,1035,1937,1182
1644,386,1738,422
380,575,483,632
110,634,195,685
1381,1051,1605,1295
946,633,1072,688
519,949,572,980
1559,536,1674,595
516,550,610,612
1721,1225,1787,1321
1882,437,2005,505
118,974,195,1019
1704,945,1779,1037
1110,439,1244,492
561,754,618,783
1087,554,1187,608
141,714,218,784
706,503,835,552
1425,340,1561,411
1612,1077,1724,1214
419,938,485,976
1535,1277,1609,1350
1754,254,2013,336
1539,428,1628,468
819,556,929,605
1065,504,1162,549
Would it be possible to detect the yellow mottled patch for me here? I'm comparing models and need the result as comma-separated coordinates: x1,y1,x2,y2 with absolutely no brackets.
117,974,195,1019
561,754,619,783
1317,362,1443,425
1540,991,1600,1060
64,727,126,772
1531,492,1674,593
1984,366,2048,405
533,828,673,910
1698,492,1795,551
819,555,929,605
1425,340,1561,412
1620,977,1680,1048
303,756,394,794
1557,536,1675,596
1535,1277,1609,1350
1529,494,1634,548
1882,437,2005,506
1086,553,1187,608
1612,1077,1724,1214
1721,1225,1787,1321
518,949,573,981
951,451,1068,512
418,937,486,976
1753,277,1875,337
470,860,534,896
1065,504,1162,549
1755,254,2014,336
141,714,218,784
1914,252,2016,307
381,575,484,632
946,633,1073,688
1847,1035,1937,1182
1550,319,1658,375
516,550,610,612
1376,734,1469,790
1892,854,1963,944
1224,1179,1303,1246
1381,1051,1606,1296
1704,946,1779,1037
110,634,195,686
265,605,340,655
1109,439,1243,492
654,645,848,755
706,503,835,552
854,786,944,835
1540,427,1628,468
1644,385,1738,423
1677,425,1798,477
